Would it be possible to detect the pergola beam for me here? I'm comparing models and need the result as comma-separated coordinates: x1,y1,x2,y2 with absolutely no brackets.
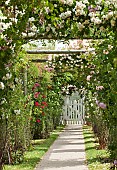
31,59,48,62
27,50,94,54
24,34,107,41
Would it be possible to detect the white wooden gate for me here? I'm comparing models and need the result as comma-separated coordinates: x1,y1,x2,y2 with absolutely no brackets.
61,91,85,125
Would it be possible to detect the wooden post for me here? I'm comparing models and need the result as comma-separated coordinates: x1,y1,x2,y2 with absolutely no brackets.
23,66,27,95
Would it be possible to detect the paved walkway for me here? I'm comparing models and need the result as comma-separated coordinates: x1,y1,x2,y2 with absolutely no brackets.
35,125,88,170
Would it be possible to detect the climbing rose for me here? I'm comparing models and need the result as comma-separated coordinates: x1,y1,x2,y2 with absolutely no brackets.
98,102,106,109
0,98,7,105
42,95,46,98
96,100,99,105
35,83,40,87
42,112,45,116
34,92,40,98
6,73,12,79
44,65,54,72
34,101,40,107
14,109,20,115
90,71,95,74
36,119,41,123
32,86,35,91
96,86,104,90
41,101,48,106
32,83,40,91
96,100,106,109
114,160,117,166
86,75,92,81
41,105,45,109
0,82,5,90
103,50,109,54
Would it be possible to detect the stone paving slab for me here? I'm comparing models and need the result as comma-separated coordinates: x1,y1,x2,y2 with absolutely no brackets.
35,125,88,170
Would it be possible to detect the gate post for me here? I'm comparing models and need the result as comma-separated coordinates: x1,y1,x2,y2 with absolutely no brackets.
82,96,85,124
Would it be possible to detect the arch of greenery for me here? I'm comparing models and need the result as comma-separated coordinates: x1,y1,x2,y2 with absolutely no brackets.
0,0,117,168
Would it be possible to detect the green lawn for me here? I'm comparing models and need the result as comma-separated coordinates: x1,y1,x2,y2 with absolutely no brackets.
83,125,110,170
4,126,65,170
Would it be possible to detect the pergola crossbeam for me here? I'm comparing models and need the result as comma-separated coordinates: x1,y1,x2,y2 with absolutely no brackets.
27,50,94,54
31,59,48,62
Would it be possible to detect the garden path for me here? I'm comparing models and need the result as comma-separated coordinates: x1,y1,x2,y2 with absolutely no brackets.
35,125,88,170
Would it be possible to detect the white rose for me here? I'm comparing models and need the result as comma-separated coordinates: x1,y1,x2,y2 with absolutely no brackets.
59,0,65,4
103,50,109,54
28,17,35,22
6,73,12,79
78,22,84,31
108,45,113,50
5,0,10,5
0,98,7,105
44,7,50,14
9,83,15,90
14,109,21,115
111,20,116,27
0,82,5,90
107,11,114,19
2,76,7,80
102,15,108,20
84,20,89,25
32,25,37,31
95,18,102,24
66,0,73,6
114,11,117,18
28,32,35,37
96,0,102,4
83,0,89,4
86,75,92,81
105,0,111,5
15,78,19,83
22,33,27,37
88,12,95,18
46,26,51,32
100,26,105,31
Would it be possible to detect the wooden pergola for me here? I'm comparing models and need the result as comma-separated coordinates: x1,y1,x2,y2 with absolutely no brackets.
27,49,94,62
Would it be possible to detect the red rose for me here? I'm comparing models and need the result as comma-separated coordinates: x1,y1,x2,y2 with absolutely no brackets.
34,92,40,98
34,101,40,106
41,101,48,106
42,112,45,116
35,83,40,87
42,95,46,98
40,105,45,109
36,119,41,123
32,83,40,91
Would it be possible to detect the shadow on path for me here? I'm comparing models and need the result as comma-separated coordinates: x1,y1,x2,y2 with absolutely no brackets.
35,125,88,170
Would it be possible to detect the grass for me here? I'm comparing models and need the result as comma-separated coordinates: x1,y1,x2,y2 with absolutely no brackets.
83,125,110,170
4,125,65,170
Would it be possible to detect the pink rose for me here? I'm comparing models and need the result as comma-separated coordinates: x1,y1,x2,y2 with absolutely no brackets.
98,102,106,109
86,75,92,81
96,86,104,90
